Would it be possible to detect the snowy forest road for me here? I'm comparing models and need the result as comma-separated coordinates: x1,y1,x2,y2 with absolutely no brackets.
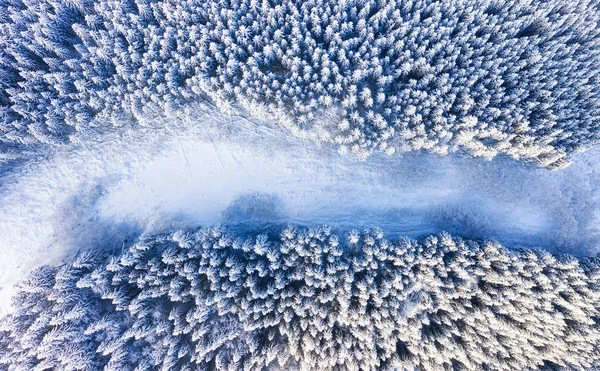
0,110,599,313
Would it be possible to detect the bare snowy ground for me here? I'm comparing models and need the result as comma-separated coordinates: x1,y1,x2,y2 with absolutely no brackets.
0,108,599,313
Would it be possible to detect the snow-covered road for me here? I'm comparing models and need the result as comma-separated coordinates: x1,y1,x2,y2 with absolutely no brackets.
1,109,599,312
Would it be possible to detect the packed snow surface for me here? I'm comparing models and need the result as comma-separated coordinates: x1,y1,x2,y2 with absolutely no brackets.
0,110,599,313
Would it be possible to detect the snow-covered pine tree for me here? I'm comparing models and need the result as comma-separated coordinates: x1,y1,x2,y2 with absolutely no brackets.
1,226,599,370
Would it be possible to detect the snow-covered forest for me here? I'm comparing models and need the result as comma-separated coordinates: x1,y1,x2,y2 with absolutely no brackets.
2,227,599,370
1,0,600,370
2,0,600,167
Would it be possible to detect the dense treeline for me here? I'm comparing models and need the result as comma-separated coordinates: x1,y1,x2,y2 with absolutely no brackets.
1,0,600,167
1,226,599,370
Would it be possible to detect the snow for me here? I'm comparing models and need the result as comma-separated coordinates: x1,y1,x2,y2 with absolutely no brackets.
0,108,599,313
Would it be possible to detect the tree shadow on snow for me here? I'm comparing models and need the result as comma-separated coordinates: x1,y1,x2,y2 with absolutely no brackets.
51,183,144,264
221,192,288,235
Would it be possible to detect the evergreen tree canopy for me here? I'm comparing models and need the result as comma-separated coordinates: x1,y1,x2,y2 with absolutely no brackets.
1,0,600,167
1,226,599,370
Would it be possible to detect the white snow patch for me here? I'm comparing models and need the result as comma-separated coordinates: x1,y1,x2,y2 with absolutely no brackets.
0,109,599,313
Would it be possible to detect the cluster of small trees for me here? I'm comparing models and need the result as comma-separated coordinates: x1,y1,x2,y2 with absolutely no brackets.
1,226,599,370
1,0,600,166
